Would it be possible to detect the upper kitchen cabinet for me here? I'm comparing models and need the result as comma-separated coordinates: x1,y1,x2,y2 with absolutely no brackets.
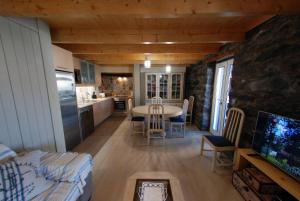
88,63,96,84
80,60,95,84
52,45,74,72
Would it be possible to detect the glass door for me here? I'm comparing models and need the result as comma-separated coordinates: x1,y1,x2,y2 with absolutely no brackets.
171,73,182,100
146,74,157,99
159,74,169,99
210,59,233,135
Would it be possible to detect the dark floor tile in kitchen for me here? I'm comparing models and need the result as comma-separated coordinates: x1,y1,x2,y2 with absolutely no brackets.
73,114,126,157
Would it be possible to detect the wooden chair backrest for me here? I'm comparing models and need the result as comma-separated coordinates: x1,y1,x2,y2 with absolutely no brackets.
151,96,163,104
182,99,189,121
127,98,132,116
188,96,194,114
223,107,245,147
148,104,164,132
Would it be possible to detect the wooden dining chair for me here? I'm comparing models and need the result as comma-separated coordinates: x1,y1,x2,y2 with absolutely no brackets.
151,96,163,104
186,96,194,125
200,107,245,171
169,99,189,137
128,98,145,135
147,104,166,145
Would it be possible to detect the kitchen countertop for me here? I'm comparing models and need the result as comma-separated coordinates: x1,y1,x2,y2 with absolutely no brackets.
77,97,113,109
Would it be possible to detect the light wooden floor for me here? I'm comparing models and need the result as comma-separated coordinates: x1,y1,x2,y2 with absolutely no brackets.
73,115,126,156
76,117,243,201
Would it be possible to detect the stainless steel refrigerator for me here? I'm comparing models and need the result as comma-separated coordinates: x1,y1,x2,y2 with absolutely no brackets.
56,70,81,151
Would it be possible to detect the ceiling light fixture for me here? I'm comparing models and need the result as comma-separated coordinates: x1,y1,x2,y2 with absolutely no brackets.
144,56,151,68
166,64,171,73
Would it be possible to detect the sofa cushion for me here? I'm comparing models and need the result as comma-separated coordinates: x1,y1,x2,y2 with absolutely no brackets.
0,144,16,163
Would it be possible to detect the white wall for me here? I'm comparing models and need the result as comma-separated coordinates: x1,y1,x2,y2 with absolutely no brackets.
0,17,65,152
133,64,141,106
73,56,81,70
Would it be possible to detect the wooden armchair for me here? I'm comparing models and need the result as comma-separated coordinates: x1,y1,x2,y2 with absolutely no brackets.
200,107,245,171
169,99,189,137
147,104,165,145
128,98,145,135
186,96,194,125
151,96,163,104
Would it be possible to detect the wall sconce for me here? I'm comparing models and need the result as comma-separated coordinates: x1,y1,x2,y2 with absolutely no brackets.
166,65,171,73
123,77,127,81
117,77,123,82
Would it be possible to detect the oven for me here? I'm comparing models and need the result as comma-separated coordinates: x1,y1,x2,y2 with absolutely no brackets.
113,97,126,112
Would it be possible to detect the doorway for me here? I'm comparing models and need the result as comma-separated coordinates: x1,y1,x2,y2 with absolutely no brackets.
210,59,233,135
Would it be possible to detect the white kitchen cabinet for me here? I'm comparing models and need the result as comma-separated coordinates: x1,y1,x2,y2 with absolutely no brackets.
145,73,184,103
93,98,114,127
52,44,74,72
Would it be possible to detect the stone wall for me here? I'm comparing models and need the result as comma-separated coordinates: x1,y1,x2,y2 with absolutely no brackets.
229,15,300,146
185,61,215,130
185,15,300,147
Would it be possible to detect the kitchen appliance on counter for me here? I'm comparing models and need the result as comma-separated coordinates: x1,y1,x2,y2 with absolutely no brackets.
56,70,81,151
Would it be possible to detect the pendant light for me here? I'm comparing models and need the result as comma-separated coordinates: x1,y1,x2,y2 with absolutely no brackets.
144,56,151,68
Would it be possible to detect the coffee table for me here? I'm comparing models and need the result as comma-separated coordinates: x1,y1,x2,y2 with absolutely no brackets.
123,171,185,201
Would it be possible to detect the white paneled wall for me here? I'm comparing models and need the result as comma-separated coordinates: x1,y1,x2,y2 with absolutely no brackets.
0,17,64,152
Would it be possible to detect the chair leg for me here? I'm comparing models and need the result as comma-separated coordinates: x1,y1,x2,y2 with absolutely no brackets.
200,137,205,156
142,122,145,136
170,123,173,136
183,123,185,137
233,149,237,166
147,131,150,145
212,150,217,172
131,121,134,135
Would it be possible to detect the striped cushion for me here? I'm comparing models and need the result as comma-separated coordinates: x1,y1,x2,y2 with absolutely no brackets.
0,156,54,201
0,144,16,162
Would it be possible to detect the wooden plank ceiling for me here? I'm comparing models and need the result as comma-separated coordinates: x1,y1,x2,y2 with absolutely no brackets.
1,1,300,66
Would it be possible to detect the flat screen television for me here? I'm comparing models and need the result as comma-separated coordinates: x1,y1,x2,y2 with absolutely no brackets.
252,111,300,182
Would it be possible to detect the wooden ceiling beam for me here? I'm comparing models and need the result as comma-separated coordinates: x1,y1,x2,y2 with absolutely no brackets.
1,0,300,17
77,53,204,61
91,60,199,65
51,29,244,44
60,44,220,54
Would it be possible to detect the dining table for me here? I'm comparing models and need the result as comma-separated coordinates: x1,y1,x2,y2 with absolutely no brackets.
132,105,182,118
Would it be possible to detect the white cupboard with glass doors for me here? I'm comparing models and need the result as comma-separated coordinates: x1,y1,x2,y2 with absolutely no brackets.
145,73,184,105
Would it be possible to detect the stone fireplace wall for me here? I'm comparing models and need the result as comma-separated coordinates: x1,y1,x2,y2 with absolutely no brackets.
228,15,300,146
185,16,300,146
185,61,215,130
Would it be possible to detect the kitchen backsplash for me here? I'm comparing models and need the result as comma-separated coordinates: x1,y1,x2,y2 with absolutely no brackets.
100,75,133,96
76,86,96,102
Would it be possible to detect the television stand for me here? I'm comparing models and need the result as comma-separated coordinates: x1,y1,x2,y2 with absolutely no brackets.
234,148,300,200
246,153,260,157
